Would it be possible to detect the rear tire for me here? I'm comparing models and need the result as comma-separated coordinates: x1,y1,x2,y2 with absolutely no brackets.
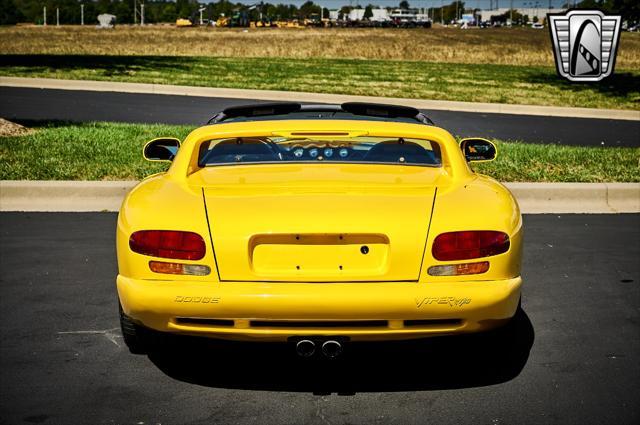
119,302,147,354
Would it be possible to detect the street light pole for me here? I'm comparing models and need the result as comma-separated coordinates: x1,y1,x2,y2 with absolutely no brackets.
140,3,144,25
134,0,137,25
509,0,512,22
43,6,47,26
81,4,84,25
56,8,59,26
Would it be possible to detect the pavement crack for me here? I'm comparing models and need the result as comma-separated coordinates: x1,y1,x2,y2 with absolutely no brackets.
57,327,122,347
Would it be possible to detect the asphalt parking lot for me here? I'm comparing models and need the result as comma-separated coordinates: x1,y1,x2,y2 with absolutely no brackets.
0,213,639,424
2,86,639,147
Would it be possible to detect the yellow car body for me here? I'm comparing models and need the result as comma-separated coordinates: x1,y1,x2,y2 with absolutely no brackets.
116,112,522,346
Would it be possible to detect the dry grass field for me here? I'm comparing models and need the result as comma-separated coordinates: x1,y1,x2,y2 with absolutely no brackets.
1,25,639,109
1,25,639,69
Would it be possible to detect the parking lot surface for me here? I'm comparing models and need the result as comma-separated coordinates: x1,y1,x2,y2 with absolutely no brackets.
2,86,639,147
0,213,639,424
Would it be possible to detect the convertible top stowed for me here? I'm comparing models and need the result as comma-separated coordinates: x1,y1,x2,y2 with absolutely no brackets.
207,102,434,126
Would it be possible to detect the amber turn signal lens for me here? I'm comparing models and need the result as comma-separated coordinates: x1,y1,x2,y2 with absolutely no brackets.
427,261,490,276
149,261,211,276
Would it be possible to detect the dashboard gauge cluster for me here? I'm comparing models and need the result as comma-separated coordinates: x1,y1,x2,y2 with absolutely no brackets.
286,145,352,161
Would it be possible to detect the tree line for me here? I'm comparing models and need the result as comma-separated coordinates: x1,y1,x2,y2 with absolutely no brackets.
4,0,323,25
1,0,637,25
2,0,469,25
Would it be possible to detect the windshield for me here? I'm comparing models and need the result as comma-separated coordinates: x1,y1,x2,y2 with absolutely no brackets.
198,137,441,167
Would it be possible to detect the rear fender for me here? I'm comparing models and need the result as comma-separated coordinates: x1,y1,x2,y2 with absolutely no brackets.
117,175,220,282
419,178,523,283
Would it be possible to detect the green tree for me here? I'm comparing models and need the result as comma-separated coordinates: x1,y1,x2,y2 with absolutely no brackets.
339,5,352,18
113,0,132,23
0,0,22,24
363,4,373,19
299,1,320,19
577,0,639,21
611,0,639,22
161,2,177,22
176,0,197,19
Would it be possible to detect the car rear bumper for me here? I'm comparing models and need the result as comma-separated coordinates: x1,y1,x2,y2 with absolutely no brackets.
117,275,522,342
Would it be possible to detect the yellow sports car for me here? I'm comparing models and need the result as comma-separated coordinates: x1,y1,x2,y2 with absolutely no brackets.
117,102,522,357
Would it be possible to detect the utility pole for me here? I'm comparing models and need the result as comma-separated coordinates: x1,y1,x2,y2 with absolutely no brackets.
510,0,513,23
140,3,144,25
56,8,59,26
441,0,443,24
43,6,47,25
81,4,84,25
134,0,137,25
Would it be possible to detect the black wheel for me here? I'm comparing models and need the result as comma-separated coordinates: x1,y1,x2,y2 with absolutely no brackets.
119,302,147,354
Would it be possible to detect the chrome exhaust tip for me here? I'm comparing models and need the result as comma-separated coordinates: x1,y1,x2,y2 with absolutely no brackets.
321,340,343,358
295,339,316,357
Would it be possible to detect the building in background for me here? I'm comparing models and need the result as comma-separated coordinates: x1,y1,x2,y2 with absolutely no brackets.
479,7,566,24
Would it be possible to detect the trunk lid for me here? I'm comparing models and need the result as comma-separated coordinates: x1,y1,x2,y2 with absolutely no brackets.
195,164,440,282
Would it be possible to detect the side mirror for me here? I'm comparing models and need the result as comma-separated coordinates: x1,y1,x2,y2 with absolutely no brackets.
143,138,181,162
460,138,497,162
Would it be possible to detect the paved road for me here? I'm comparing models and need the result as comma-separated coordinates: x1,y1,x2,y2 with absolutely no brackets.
2,87,639,147
1,213,638,424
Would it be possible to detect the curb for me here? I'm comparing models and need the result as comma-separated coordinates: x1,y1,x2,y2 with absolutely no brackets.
504,183,640,213
0,181,135,212
1,181,638,213
2,77,639,122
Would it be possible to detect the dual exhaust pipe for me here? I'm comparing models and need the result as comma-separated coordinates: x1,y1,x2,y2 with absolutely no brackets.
296,339,343,358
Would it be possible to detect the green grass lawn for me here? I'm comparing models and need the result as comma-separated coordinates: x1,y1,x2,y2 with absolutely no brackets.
0,122,638,182
1,55,639,110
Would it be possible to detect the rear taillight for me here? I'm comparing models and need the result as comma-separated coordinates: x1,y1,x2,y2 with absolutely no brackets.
432,231,510,261
129,230,206,260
